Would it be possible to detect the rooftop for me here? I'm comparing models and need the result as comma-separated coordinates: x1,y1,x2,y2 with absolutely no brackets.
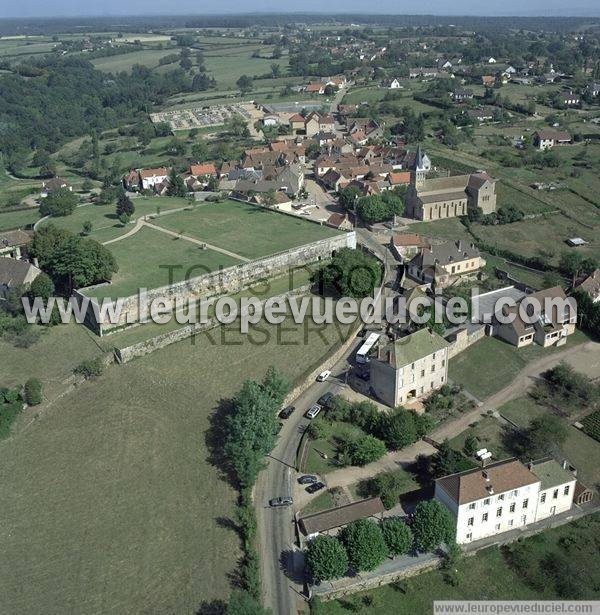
529,459,575,491
380,328,449,369
299,498,384,535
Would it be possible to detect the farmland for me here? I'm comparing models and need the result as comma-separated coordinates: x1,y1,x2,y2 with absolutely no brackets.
0,313,353,614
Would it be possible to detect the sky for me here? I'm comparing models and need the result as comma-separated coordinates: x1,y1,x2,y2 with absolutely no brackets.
1,0,600,19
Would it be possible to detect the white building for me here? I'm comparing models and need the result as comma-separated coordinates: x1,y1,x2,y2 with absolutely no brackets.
139,167,170,190
435,458,577,544
370,329,449,407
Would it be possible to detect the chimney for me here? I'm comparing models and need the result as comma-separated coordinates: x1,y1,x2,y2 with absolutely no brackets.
456,240,462,251
482,470,490,481
527,461,533,471
387,350,393,365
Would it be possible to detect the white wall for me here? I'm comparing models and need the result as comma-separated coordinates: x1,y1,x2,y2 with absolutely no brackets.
535,480,576,521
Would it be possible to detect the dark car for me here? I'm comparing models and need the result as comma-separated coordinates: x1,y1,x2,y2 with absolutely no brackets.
298,474,318,485
306,482,326,494
269,496,293,507
279,406,295,419
317,392,334,407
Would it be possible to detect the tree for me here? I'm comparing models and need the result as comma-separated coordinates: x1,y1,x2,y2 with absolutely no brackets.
237,74,253,94
191,140,209,162
430,440,475,478
270,63,281,78
305,535,349,582
524,415,567,458
381,517,413,556
224,368,289,488
166,169,187,197
118,213,131,225
226,589,271,615
23,378,43,406
81,221,93,236
318,247,381,299
81,178,94,192
412,500,455,552
116,193,135,217
344,434,387,466
382,408,418,450
463,434,479,457
27,273,54,303
340,519,389,572
39,188,78,217
367,469,411,509
559,251,597,285
339,185,361,211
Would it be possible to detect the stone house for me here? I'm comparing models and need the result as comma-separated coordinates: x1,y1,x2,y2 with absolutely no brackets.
406,240,485,288
0,257,41,298
0,230,32,260
40,177,72,198
370,328,449,407
139,167,170,191
435,458,577,545
574,269,600,303
532,129,572,150
390,233,430,261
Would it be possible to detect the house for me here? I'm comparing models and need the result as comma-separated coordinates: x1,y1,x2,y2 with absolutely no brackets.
123,169,141,191
451,87,473,102
0,230,32,259
298,498,385,541
406,240,485,288
493,286,577,348
305,82,325,95
0,257,41,299
234,163,304,197
40,177,72,198
559,91,580,106
585,82,600,97
139,167,170,190
390,233,430,261
467,108,495,123
387,171,412,187
532,129,572,150
383,78,401,89
574,269,600,303
435,457,577,545
405,171,497,221
487,57,497,64
263,114,279,126
481,75,495,87
289,113,305,134
189,163,217,179
305,112,335,137
326,212,353,231
370,328,449,407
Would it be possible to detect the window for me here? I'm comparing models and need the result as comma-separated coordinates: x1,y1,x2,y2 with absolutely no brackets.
540,493,546,503
483,498,490,506
553,489,559,499
482,513,488,522
523,499,528,509
564,485,570,496
421,370,425,378
509,503,515,513
508,519,514,526
495,524,501,531
497,494,505,501
496,507,502,517
467,517,474,526
511,490,518,497
431,365,435,373
468,503,476,510
442,359,445,367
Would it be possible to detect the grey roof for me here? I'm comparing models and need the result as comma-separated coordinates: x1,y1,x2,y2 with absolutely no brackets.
411,240,481,269
0,230,32,249
380,328,449,369
299,498,384,535
0,258,37,287
529,459,575,491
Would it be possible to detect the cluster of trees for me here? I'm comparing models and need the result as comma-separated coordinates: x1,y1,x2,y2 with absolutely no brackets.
537,362,599,409
572,289,600,340
30,224,118,293
355,191,405,224
317,247,382,299
0,379,42,439
558,251,597,286
312,397,436,472
306,500,455,582
469,204,525,226
39,188,79,218
221,367,289,606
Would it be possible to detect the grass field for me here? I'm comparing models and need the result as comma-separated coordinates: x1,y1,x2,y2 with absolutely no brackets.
319,514,600,613
91,48,179,72
0,313,354,614
0,207,41,231
82,225,240,299
152,200,340,260
448,332,589,400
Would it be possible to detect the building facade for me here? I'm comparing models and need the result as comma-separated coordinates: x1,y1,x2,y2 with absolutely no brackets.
435,458,577,544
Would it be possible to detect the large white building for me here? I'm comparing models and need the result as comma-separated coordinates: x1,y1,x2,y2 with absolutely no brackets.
435,458,577,544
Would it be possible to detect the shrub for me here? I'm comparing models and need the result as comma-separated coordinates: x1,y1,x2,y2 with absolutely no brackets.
381,517,413,556
74,357,105,379
343,434,387,466
23,378,43,406
412,500,455,552
340,519,389,572
305,535,349,582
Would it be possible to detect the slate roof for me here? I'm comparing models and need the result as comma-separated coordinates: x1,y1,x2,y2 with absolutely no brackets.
380,328,449,369
0,258,38,287
0,230,32,249
529,459,575,491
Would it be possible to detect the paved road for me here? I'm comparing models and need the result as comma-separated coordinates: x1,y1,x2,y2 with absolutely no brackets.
255,228,395,614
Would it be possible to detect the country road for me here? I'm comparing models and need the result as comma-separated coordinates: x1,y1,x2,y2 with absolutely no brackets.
254,227,395,614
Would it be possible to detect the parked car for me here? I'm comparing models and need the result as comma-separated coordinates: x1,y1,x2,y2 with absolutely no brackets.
298,475,318,485
305,404,322,419
317,391,334,407
316,370,331,382
306,482,326,494
279,406,295,419
269,496,293,507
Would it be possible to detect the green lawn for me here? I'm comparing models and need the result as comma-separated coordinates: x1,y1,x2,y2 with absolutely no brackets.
82,225,240,299
450,416,512,460
448,332,589,400
91,48,179,72
153,200,340,260
304,421,368,475
0,313,354,614
300,490,336,515
0,207,41,231
319,514,600,613
408,217,473,243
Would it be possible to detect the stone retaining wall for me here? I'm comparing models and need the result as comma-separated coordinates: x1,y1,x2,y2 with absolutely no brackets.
447,325,485,359
79,232,355,335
